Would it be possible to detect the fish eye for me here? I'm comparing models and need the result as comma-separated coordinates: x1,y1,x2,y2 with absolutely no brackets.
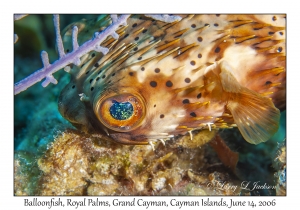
94,93,146,132
110,100,133,120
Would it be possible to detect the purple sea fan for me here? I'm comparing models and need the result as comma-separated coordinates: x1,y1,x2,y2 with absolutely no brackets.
14,14,130,95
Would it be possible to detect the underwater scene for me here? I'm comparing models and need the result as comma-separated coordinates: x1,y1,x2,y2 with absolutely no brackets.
14,14,286,196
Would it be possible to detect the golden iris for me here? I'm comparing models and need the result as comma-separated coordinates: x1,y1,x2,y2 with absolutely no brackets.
94,92,146,132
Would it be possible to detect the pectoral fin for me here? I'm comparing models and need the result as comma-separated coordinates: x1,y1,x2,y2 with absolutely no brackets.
219,62,280,144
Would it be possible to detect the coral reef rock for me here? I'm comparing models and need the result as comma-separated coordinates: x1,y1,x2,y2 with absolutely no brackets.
273,140,286,196
31,129,241,195
14,151,41,195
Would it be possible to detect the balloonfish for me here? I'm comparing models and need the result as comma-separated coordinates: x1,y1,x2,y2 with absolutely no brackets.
58,14,286,145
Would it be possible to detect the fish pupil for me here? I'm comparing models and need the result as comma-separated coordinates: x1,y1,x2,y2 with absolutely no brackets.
110,100,134,120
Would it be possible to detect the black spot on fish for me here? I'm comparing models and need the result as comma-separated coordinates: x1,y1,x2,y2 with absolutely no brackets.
190,112,197,117
150,81,157,87
265,81,272,85
182,99,190,104
166,80,173,87
277,47,283,53
185,78,191,83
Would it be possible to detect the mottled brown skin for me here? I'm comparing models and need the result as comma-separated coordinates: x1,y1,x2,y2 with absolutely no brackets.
58,14,286,145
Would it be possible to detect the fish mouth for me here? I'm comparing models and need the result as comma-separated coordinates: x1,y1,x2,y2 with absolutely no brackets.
109,133,149,145
108,131,175,145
